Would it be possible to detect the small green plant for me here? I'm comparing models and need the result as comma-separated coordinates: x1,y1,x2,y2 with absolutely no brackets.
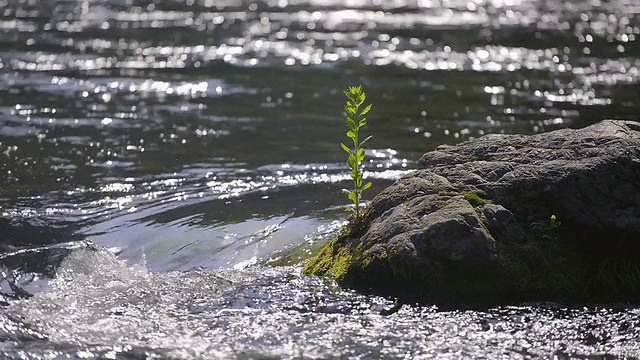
530,214,561,241
341,85,372,220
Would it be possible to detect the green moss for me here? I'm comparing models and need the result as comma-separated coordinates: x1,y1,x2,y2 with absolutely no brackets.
438,190,492,207
462,190,492,206
303,209,375,283
438,191,459,209
437,200,452,209
302,239,356,283
302,240,335,275
439,191,458,197
326,250,354,282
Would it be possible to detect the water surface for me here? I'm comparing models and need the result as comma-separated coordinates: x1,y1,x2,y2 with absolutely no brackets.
1,0,639,358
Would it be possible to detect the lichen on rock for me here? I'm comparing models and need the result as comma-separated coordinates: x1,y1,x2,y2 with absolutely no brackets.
303,120,640,306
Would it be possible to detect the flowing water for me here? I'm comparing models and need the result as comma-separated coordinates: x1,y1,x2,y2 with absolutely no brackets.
0,0,639,358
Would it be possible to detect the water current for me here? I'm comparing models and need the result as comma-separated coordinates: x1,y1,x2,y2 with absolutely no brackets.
0,0,639,358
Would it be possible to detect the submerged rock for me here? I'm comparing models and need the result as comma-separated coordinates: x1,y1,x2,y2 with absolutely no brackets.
304,120,640,305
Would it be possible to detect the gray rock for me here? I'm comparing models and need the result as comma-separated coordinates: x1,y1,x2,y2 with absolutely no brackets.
304,120,640,305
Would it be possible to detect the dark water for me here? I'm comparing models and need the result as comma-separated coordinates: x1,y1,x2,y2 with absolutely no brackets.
0,0,639,358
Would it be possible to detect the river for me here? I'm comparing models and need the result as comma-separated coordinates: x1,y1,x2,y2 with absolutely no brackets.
1,0,639,358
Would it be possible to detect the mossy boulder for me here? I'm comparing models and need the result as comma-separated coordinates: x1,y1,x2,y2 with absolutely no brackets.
303,120,640,306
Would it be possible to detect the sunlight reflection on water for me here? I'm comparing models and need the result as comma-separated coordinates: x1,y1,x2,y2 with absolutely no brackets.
0,0,639,357
4,247,640,359
0,0,638,264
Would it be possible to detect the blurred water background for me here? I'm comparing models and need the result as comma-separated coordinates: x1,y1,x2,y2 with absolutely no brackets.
0,0,639,358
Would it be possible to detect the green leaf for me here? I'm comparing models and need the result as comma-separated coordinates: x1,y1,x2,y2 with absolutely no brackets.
347,130,356,139
357,148,365,158
357,92,366,106
347,118,356,130
341,143,352,154
530,222,545,232
360,103,372,116
345,90,357,102
362,182,372,191
348,192,357,202
359,118,367,127
359,135,373,147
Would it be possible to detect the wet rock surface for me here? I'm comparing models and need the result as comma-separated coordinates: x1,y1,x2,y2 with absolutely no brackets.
305,120,640,305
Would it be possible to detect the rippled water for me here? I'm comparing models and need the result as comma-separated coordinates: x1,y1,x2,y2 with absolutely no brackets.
4,247,640,359
1,0,639,358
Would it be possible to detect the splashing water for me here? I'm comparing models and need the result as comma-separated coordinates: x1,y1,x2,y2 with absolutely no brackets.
3,248,639,359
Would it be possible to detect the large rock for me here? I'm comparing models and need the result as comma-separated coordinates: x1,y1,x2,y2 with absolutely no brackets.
304,120,640,305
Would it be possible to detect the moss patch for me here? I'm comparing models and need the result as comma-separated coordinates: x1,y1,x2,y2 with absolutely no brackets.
439,191,458,197
462,190,492,206
302,238,356,283
302,209,374,282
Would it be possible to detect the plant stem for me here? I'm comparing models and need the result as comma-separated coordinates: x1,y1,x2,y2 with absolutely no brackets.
341,85,372,222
